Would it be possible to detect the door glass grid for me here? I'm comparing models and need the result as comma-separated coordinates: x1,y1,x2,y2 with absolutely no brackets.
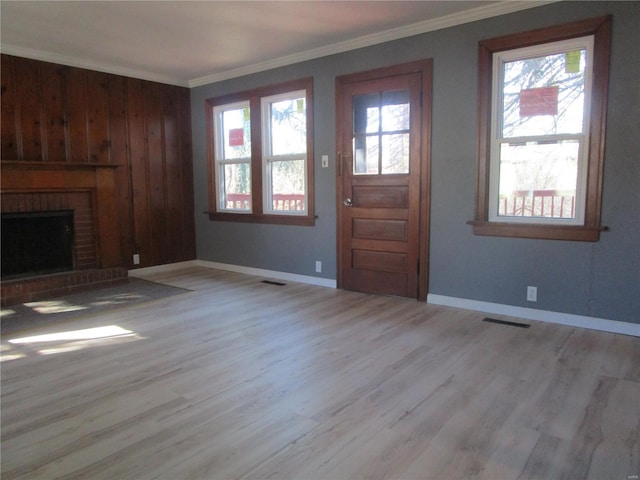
353,90,410,175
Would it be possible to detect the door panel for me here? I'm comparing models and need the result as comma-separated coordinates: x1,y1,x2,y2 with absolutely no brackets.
337,63,430,299
352,250,407,273
352,219,408,242
352,185,409,208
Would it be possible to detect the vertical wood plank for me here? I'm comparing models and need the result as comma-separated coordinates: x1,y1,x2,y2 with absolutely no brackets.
162,85,184,263
126,77,152,267
13,57,44,161
107,75,134,268
1,55,19,160
40,62,68,162
63,67,89,163
95,168,122,267
144,81,167,266
85,70,110,163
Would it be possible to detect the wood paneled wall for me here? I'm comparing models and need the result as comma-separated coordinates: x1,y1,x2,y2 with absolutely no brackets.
1,54,196,269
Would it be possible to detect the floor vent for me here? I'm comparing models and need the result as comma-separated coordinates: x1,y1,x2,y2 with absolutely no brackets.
261,280,287,286
483,317,531,328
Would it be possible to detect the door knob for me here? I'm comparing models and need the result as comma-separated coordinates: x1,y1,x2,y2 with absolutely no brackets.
343,198,353,207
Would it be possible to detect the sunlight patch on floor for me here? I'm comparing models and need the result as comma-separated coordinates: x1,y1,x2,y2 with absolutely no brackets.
0,342,24,362
8,292,146,319
24,300,88,314
10,325,136,344
90,292,144,307
4,325,146,358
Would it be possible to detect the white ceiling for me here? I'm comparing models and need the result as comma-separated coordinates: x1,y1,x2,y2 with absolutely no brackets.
1,1,547,87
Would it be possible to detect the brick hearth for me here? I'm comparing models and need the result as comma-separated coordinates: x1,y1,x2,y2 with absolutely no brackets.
1,268,128,307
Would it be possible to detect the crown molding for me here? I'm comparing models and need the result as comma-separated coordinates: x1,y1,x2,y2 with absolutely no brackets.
0,44,189,87
188,0,556,87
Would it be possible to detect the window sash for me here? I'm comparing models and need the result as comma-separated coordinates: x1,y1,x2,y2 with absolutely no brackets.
488,36,594,226
261,90,308,215
213,101,252,213
217,159,252,213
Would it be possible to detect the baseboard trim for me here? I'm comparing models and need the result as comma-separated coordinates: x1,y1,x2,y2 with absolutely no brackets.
130,260,337,289
129,260,200,276
427,294,639,337
195,260,337,288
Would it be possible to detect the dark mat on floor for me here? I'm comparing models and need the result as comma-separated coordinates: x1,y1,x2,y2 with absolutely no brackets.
1,278,191,335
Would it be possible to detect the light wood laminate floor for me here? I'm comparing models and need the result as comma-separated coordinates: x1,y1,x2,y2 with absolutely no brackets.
2,266,639,479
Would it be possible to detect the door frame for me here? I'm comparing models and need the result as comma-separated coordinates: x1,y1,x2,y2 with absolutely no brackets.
335,59,432,300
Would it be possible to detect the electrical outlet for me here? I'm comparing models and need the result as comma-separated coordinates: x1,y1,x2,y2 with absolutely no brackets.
527,286,537,302
315,260,322,273
321,155,329,168
133,253,140,265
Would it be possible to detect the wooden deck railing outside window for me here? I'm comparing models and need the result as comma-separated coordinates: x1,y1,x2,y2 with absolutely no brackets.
499,190,576,218
224,194,305,211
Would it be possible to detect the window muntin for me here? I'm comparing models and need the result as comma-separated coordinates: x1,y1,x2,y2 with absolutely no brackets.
489,37,593,225
262,91,307,214
213,102,252,212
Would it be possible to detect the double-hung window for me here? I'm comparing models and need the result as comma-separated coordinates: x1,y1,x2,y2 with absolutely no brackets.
207,78,314,226
472,16,611,241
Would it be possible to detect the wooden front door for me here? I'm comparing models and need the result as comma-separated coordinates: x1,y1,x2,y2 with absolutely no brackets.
336,61,431,299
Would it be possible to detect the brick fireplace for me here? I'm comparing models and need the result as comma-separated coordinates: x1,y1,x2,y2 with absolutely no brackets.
1,161,126,306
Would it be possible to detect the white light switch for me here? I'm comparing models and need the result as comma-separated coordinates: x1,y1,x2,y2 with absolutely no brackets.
322,155,329,168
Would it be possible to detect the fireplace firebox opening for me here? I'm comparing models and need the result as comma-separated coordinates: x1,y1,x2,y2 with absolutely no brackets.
2,210,75,280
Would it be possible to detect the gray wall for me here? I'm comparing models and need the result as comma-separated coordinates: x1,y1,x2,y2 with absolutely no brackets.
191,1,640,325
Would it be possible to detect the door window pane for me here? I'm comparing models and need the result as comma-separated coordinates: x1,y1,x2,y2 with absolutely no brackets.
381,133,409,174
353,93,380,134
354,136,379,175
381,90,410,131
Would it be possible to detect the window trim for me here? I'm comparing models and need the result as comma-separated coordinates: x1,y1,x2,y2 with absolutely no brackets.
206,77,314,226
471,16,611,241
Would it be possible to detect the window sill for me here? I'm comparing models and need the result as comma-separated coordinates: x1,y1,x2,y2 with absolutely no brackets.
467,220,606,242
206,211,315,226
